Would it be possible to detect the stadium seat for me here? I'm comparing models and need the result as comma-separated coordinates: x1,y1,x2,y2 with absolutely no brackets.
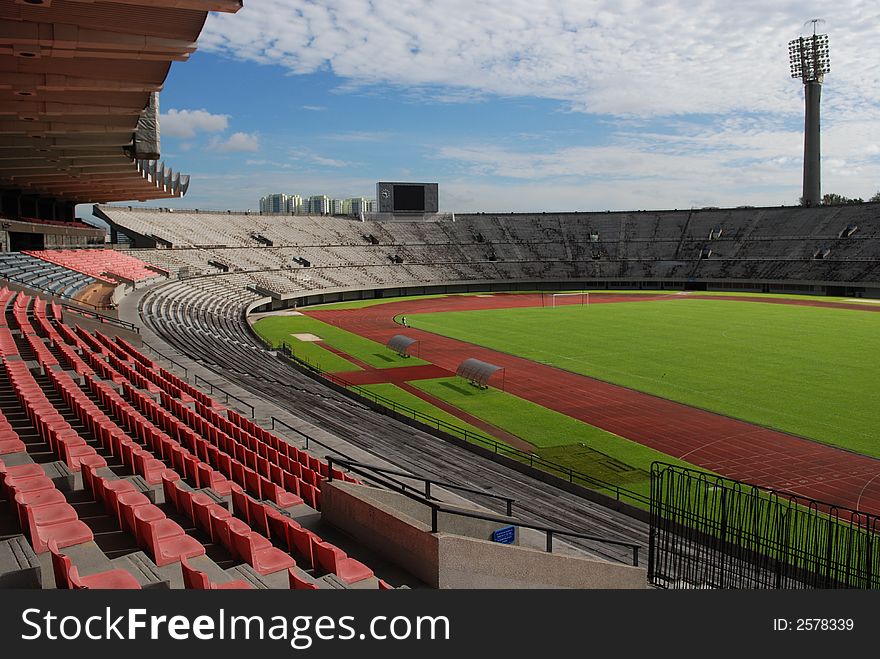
49,541,141,590
18,501,93,554
311,539,373,585
228,525,295,576
193,499,232,544
288,568,319,590
133,507,205,567
288,525,318,568
179,556,252,590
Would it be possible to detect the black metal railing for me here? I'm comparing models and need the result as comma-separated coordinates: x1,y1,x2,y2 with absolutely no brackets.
193,374,255,418
327,457,641,566
60,302,139,333
270,416,441,496
277,340,649,507
270,416,358,462
649,462,880,589
141,341,188,377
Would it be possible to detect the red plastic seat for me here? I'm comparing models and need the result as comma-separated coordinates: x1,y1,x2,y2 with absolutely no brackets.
265,507,300,549
246,498,271,538
49,541,141,590
193,500,232,543
97,478,137,512
24,501,79,527
21,504,93,554
0,461,45,483
180,489,214,522
231,486,250,523
230,526,295,576
5,473,55,498
180,556,253,590
0,437,26,455
288,525,318,568
117,491,153,534
311,539,374,584
212,515,252,555
288,567,319,590
133,508,204,567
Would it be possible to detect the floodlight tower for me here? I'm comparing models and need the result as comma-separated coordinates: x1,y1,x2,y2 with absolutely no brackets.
789,20,830,207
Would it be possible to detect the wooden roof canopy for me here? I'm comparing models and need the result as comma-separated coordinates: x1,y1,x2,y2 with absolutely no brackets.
0,0,242,204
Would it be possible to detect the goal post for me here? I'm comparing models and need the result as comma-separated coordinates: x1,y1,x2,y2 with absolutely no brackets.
541,291,589,307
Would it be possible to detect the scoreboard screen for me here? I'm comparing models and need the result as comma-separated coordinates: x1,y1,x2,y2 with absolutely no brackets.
392,185,426,211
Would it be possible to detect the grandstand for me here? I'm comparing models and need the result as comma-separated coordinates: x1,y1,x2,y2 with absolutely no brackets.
2,0,880,596
95,203,880,307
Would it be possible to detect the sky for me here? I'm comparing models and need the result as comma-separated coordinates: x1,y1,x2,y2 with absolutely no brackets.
104,0,880,215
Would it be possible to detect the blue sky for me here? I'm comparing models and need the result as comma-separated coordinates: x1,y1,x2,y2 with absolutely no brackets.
109,0,880,214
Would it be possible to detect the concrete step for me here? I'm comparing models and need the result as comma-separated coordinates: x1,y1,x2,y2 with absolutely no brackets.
0,535,42,588
111,551,171,589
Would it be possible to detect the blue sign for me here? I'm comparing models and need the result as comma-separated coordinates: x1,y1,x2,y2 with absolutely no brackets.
492,525,516,544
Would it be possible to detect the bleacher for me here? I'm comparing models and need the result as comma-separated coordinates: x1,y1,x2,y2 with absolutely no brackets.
96,203,880,300
0,252,96,300
0,287,387,590
23,250,166,285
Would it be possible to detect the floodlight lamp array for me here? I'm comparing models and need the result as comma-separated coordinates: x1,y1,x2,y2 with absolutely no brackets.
789,34,830,82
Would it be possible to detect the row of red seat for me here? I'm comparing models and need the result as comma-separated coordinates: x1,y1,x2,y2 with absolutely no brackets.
107,332,355,496
229,483,373,584
5,359,106,474
87,376,226,490
107,352,162,394
162,472,296,577
6,291,385,587
48,369,167,484
113,335,156,369
123,382,298,506
82,462,205,568
91,330,134,363
23,249,162,284
1,455,94,554
165,394,318,508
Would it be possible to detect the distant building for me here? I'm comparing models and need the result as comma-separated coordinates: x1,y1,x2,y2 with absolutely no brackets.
332,198,352,216
259,193,302,214
350,198,374,216
307,195,331,215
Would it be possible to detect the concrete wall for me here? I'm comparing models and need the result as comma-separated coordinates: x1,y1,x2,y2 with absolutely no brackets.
321,481,646,589
436,534,645,589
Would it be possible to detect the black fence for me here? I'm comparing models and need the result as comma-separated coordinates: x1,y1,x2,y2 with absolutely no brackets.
649,462,880,589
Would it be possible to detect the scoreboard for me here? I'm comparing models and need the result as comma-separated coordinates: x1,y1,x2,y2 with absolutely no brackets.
376,182,439,214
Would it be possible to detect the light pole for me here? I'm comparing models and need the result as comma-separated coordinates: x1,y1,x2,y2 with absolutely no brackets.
789,21,830,207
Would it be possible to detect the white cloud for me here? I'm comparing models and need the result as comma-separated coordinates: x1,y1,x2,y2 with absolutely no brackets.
201,1,880,119
208,132,260,153
161,109,229,138
323,131,389,142
311,155,349,168
301,105,327,112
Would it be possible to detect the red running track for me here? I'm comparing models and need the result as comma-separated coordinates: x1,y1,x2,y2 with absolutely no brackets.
306,292,880,515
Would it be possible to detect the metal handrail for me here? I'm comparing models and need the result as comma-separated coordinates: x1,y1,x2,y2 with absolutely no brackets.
141,340,188,377
193,373,255,418
59,301,139,332
327,456,641,566
329,456,515,514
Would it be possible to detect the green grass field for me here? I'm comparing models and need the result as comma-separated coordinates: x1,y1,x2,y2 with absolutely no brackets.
412,377,701,500
408,299,880,457
356,383,490,439
252,314,427,370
